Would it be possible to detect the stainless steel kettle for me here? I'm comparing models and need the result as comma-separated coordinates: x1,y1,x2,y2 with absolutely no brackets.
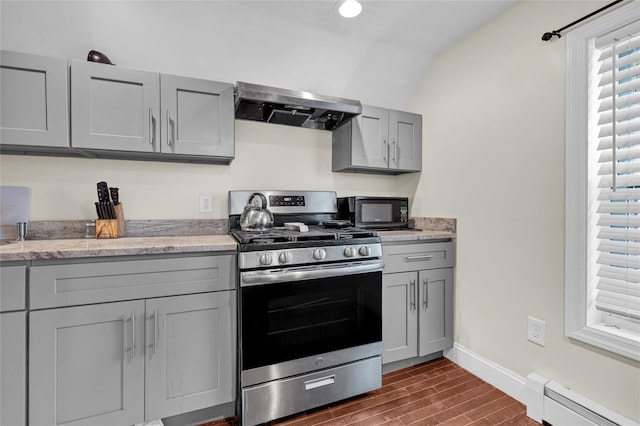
239,192,274,231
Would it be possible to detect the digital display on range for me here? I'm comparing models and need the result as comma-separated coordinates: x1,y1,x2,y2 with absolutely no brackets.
269,195,306,206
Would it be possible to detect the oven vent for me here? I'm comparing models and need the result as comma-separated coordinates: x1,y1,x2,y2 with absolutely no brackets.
235,81,362,131
267,108,312,127
526,373,637,426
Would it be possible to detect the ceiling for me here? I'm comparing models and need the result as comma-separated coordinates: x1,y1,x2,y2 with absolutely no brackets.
217,0,517,109
0,0,517,111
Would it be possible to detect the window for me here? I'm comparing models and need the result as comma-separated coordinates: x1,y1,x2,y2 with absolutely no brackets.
566,2,640,361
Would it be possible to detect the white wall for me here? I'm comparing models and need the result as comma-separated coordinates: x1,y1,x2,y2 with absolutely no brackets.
0,121,397,220
404,0,640,421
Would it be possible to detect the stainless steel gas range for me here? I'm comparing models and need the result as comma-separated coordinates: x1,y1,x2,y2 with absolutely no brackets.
228,190,384,426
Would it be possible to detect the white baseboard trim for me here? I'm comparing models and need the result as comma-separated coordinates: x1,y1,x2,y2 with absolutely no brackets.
444,343,527,405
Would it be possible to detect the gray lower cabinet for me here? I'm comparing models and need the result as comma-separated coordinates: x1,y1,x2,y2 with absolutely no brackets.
144,291,235,420
383,271,418,362
71,60,234,163
0,50,69,151
332,105,422,174
382,241,454,364
0,264,27,426
29,300,146,426
27,254,236,426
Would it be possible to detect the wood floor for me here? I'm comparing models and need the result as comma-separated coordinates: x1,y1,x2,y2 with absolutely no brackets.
201,358,539,426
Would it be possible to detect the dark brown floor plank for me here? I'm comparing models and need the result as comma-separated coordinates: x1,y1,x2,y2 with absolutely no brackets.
398,382,493,424
464,394,513,422
199,358,539,426
484,401,527,424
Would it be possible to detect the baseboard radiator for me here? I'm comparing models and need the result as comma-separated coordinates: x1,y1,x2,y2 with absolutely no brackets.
526,373,638,426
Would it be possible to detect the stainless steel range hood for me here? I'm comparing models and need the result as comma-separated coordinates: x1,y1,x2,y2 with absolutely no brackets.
234,81,362,131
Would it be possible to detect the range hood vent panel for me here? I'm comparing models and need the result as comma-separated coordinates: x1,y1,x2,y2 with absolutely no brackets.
235,81,362,131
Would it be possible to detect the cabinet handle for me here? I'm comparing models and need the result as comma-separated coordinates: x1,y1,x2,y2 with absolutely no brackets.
148,107,155,145
130,312,136,360
410,279,416,311
383,139,387,163
166,110,172,146
152,309,158,356
405,254,435,261
423,278,428,309
386,140,390,165
392,140,397,163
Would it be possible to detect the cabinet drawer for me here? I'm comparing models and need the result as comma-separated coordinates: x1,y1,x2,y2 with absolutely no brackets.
0,265,26,311
30,255,236,309
382,241,454,273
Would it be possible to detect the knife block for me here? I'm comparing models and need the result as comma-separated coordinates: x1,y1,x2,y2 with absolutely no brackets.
96,204,126,239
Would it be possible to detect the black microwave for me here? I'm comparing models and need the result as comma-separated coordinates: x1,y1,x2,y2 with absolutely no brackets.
337,196,409,230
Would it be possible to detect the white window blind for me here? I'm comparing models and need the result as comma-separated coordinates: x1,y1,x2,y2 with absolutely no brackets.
591,25,640,322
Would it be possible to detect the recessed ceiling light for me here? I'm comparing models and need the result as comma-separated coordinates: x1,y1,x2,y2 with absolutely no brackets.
338,0,362,18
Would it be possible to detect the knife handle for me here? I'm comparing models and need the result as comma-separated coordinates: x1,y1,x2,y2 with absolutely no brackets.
109,187,119,205
95,202,102,219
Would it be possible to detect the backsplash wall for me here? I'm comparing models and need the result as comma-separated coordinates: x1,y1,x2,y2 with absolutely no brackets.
0,120,399,220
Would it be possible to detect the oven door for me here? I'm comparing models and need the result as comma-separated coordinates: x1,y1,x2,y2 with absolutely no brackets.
240,262,382,383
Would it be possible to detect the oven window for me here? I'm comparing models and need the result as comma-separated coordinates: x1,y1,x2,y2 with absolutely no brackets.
361,203,392,223
241,271,382,371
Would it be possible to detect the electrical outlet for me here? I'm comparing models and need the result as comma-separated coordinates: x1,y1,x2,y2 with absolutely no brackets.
199,194,213,213
528,316,546,347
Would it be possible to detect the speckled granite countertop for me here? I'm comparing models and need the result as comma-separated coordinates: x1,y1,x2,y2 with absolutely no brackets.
0,235,237,262
0,217,456,262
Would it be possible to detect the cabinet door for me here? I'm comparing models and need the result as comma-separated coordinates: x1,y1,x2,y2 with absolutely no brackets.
1,311,26,426
389,110,422,171
0,50,68,148
71,60,159,152
29,301,145,426
418,268,453,356
160,75,234,158
351,105,389,168
145,291,236,420
382,272,418,364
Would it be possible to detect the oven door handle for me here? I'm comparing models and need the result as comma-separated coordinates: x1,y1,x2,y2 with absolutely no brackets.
241,259,384,286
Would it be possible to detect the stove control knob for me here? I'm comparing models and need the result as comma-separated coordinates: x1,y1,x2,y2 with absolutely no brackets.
259,253,273,266
359,246,371,257
344,247,357,258
313,248,326,260
279,251,293,264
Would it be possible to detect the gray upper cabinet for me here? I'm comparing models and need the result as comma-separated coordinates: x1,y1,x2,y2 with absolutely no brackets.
71,60,159,153
346,105,389,169
332,105,422,174
71,60,234,163
0,50,69,150
160,74,234,158
389,109,422,171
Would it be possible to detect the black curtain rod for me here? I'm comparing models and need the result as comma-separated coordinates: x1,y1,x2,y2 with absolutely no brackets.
542,0,624,41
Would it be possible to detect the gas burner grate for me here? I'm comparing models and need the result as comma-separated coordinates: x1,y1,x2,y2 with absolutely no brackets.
229,225,379,251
